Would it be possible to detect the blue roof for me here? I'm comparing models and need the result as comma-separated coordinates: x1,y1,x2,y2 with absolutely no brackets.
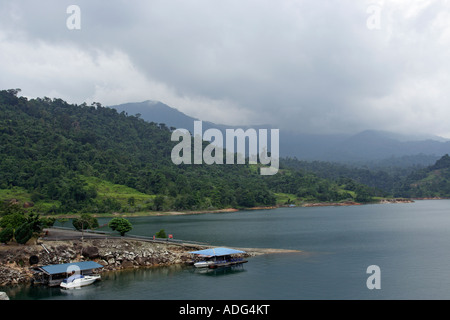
189,247,246,257
40,261,103,275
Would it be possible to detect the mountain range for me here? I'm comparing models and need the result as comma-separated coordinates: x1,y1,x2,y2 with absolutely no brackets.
110,101,450,167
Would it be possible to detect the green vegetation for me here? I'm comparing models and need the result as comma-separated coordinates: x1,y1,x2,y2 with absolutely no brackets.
109,217,132,236
281,154,450,200
3,87,449,225
0,226,13,244
0,88,381,217
14,222,33,244
5,88,450,248
81,176,154,211
0,89,279,214
72,213,99,231
265,169,372,203
394,154,450,198
155,229,167,238
280,158,403,197
0,202,55,244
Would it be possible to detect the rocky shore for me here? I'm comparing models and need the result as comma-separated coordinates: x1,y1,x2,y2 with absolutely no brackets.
302,198,416,207
302,201,361,207
0,236,297,287
379,198,414,204
0,238,205,287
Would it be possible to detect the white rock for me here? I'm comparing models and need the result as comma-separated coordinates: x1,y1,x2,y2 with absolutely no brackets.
0,292,9,300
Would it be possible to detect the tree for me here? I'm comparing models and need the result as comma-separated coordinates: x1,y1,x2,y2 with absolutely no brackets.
127,196,135,207
109,217,132,236
40,216,56,228
0,202,24,217
0,213,26,229
57,218,69,227
72,213,99,231
15,223,33,244
0,226,14,244
355,186,374,203
25,212,43,232
153,195,165,211
155,229,167,238
73,213,99,241
236,189,256,207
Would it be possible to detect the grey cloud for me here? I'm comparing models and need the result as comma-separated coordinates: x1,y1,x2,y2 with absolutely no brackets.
1,0,450,137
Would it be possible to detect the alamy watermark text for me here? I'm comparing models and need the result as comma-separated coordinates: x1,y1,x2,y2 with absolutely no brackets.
171,121,279,175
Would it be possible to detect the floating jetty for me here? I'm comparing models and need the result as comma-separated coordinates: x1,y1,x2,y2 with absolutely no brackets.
31,261,103,287
190,247,248,269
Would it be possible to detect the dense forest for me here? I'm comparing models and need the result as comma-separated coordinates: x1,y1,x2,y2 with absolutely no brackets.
1,89,448,216
394,154,450,198
280,158,417,196
281,154,450,199
0,89,377,215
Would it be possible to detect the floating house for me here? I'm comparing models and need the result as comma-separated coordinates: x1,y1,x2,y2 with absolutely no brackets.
31,261,103,287
190,247,248,269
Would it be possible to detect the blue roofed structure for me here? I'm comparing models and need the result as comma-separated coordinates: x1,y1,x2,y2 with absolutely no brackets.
189,247,246,257
32,261,103,286
189,247,248,269
39,261,103,275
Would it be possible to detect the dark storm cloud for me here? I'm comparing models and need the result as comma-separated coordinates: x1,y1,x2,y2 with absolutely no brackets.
1,1,450,136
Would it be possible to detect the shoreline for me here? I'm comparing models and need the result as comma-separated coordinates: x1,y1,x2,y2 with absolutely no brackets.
0,197,442,288
47,198,425,219
0,230,300,287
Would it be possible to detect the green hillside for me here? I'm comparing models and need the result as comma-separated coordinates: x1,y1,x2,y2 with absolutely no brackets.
0,89,376,215
395,154,450,198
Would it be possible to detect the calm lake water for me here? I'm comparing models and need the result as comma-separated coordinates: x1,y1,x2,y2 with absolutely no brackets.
4,200,450,300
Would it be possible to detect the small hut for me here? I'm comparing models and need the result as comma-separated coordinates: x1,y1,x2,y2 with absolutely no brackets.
31,261,103,286
190,247,248,269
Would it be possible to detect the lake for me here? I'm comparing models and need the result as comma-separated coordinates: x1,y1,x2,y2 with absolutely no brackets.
4,200,450,300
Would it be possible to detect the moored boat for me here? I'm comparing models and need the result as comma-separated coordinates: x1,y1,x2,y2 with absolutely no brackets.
60,274,101,289
193,260,215,268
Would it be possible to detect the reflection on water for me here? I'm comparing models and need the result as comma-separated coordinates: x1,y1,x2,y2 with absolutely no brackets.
191,265,247,276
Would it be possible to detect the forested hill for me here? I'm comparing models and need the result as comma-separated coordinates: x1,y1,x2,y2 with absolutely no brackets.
396,154,450,198
281,154,450,199
0,89,375,214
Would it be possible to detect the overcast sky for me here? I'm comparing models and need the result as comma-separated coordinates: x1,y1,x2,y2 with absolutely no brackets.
1,1,450,137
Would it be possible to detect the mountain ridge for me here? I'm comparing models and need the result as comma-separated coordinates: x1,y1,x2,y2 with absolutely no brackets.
110,101,450,166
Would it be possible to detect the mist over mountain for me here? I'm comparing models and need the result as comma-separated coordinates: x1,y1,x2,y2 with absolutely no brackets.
111,101,272,134
112,100,204,132
280,130,449,165
110,101,450,167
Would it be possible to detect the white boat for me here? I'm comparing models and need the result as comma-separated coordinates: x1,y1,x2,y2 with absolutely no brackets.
193,260,215,268
60,274,101,289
